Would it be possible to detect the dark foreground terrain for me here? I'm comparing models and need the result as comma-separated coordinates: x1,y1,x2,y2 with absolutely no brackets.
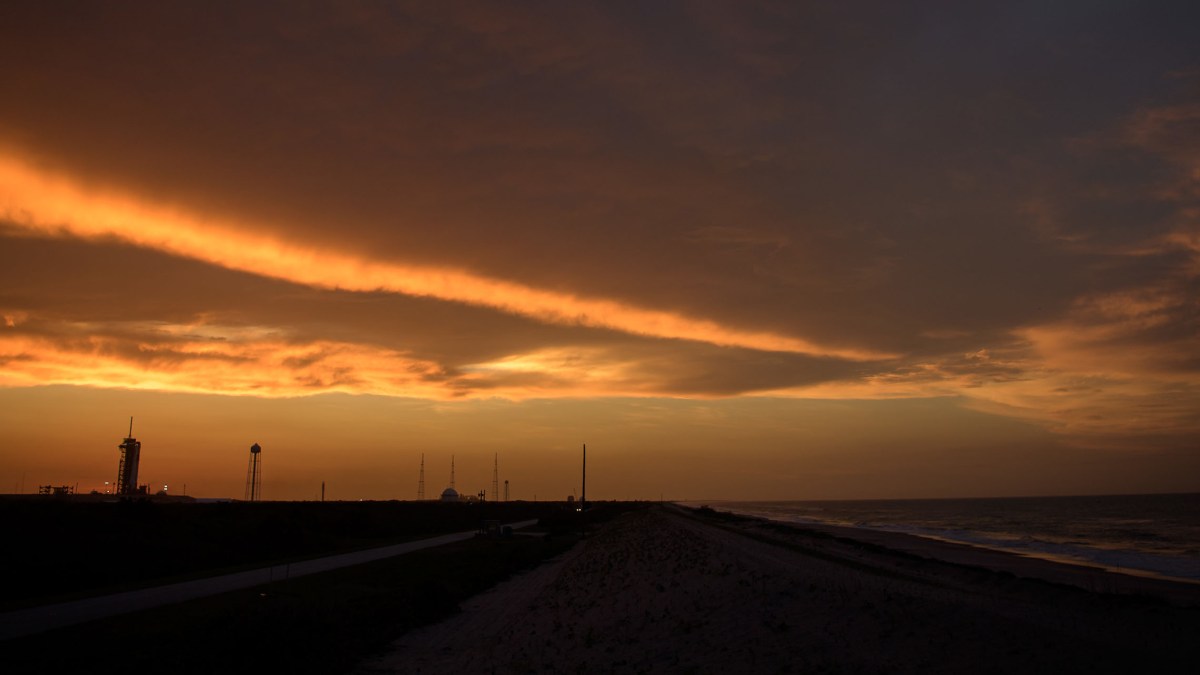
7,501,1199,673
364,505,1200,674
1,497,591,609
2,499,641,674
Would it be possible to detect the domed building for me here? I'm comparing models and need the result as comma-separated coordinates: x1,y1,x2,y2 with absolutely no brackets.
440,486,460,502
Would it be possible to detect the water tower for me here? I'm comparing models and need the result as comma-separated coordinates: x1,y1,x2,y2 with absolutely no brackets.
245,442,262,501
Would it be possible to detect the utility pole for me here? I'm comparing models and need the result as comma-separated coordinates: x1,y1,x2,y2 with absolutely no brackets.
581,443,586,512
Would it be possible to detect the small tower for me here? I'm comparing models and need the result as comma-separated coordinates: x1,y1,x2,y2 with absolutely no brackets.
245,443,263,501
450,455,456,490
492,453,499,503
115,417,141,496
417,453,426,501
504,479,510,502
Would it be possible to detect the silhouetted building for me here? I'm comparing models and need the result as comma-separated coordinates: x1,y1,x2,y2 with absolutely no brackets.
440,487,460,502
38,485,73,496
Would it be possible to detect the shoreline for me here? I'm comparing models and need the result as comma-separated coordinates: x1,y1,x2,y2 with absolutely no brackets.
692,501,1200,591
689,504,1200,607
897,531,1200,587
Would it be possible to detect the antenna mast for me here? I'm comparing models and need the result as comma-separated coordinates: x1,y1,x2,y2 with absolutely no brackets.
450,455,455,489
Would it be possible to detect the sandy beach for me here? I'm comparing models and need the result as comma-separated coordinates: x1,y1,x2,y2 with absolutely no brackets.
361,505,1199,674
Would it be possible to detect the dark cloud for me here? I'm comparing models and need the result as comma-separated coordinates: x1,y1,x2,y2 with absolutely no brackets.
0,232,870,397
1,0,1198,449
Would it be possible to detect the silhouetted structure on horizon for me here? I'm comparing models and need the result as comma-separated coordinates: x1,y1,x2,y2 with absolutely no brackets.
115,417,141,496
441,455,459,501
245,443,262,501
38,484,74,496
492,453,499,503
417,453,425,500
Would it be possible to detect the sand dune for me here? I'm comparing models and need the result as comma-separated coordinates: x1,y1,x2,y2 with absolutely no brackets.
361,506,1198,674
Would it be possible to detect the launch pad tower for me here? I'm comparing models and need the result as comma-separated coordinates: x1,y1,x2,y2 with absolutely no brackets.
115,418,141,496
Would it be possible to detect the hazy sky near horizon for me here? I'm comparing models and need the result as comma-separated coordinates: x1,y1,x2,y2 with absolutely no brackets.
1,1,1198,500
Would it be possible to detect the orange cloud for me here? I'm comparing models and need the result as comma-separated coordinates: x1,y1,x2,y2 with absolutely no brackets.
0,328,457,399
0,153,890,361
0,315,850,401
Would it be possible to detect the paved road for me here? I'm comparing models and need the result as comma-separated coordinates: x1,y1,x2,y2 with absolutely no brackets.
0,519,538,640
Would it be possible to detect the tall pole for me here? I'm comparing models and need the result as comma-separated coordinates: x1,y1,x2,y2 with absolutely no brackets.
581,443,586,512
417,453,425,500
492,453,499,503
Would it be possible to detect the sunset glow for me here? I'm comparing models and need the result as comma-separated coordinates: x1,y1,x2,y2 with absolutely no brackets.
1,2,1197,501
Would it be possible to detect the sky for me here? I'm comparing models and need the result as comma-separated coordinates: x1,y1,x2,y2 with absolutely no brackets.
1,1,1198,501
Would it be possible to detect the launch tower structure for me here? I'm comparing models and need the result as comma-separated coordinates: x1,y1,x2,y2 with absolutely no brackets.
115,417,141,496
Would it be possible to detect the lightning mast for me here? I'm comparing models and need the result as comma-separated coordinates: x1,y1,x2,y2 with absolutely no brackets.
491,453,499,503
417,453,426,500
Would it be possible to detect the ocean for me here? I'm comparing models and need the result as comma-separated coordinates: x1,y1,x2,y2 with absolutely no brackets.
691,493,1200,584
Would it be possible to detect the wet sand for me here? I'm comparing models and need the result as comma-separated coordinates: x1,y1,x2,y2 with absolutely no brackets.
361,505,1199,674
